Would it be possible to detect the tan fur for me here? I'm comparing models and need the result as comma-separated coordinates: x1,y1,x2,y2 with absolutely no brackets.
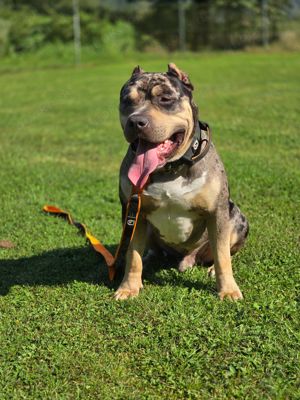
129,87,140,101
114,219,147,300
230,231,239,247
151,85,163,97
190,177,221,212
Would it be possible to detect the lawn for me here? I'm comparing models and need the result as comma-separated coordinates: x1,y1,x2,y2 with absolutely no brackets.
0,51,299,399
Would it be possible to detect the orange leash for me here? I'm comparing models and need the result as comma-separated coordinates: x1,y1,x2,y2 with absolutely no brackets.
43,188,142,281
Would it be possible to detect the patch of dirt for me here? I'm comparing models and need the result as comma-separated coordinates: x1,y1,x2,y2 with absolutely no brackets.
0,240,16,249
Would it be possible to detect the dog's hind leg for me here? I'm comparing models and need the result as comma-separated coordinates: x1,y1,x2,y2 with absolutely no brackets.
228,200,249,255
178,248,199,272
177,232,213,272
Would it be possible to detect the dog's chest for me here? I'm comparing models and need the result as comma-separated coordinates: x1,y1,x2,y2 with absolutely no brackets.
142,174,207,245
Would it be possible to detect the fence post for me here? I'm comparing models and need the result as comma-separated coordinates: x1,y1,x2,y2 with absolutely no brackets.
178,0,186,51
72,0,81,65
261,0,269,47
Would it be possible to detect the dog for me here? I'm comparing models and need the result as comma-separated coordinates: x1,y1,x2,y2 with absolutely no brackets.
115,63,249,300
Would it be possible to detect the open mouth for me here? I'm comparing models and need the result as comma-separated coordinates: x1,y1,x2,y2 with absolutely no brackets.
128,129,185,189
157,130,185,159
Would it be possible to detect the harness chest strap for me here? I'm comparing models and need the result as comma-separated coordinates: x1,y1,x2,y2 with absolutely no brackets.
43,121,211,281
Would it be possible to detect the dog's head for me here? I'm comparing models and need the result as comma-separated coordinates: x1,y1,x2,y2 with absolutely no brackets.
119,63,198,188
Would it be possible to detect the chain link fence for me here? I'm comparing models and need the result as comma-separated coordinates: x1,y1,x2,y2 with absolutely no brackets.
129,0,300,51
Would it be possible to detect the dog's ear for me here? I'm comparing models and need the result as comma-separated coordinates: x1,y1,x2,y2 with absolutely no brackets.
131,65,144,77
167,63,194,91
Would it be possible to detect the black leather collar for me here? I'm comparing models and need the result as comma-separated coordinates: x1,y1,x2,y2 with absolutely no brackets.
168,120,211,169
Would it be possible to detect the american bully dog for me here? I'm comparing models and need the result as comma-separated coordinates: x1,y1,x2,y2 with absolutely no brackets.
115,63,249,300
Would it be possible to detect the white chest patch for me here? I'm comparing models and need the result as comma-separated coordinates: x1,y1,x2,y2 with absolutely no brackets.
144,173,207,244
148,206,196,244
144,173,207,203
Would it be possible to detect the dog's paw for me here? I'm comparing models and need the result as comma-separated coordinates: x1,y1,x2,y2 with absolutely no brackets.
114,282,143,300
178,253,196,272
218,281,243,301
114,288,140,300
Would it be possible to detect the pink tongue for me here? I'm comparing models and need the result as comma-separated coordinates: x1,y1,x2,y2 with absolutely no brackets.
128,140,160,188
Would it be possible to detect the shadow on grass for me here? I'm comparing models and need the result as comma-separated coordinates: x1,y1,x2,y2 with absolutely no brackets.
143,256,214,295
0,246,115,296
0,245,213,296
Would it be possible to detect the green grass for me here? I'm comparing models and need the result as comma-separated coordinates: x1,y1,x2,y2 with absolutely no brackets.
0,51,299,399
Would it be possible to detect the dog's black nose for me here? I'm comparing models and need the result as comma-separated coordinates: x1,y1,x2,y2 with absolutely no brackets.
128,115,149,132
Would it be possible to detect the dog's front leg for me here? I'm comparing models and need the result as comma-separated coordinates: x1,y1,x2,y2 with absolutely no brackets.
207,213,243,300
114,218,147,300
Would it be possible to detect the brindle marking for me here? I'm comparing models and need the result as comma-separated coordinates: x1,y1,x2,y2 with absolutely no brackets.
115,63,249,301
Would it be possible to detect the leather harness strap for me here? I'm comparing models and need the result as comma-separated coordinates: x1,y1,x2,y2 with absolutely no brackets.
43,120,211,281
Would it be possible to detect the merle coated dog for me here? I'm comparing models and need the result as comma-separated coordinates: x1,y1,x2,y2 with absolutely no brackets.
115,63,248,300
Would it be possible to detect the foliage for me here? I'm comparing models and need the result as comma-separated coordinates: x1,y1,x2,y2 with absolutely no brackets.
1,7,51,53
0,0,296,55
0,6,135,55
0,52,299,398
99,19,136,54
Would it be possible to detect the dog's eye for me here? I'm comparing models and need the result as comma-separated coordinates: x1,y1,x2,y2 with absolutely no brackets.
159,96,174,105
